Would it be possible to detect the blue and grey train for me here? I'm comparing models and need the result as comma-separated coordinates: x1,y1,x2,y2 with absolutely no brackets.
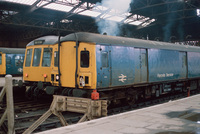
23,32,200,103
0,47,25,76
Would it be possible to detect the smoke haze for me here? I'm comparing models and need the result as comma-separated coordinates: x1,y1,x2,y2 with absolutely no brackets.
163,0,185,42
96,0,132,36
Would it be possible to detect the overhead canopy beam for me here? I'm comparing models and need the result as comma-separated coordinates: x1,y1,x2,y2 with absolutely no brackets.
29,0,53,12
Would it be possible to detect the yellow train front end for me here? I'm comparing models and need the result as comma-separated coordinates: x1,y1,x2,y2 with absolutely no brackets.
23,44,58,85
23,34,97,99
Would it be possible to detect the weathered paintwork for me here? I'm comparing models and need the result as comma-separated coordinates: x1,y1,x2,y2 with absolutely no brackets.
187,52,200,78
96,44,149,88
96,46,189,88
148,49,187,82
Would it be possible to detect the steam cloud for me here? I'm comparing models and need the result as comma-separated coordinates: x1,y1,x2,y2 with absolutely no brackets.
96,0,132,36
163,0,185,42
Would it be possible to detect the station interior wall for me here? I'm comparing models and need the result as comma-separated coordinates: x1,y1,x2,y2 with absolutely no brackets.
0,40,29,48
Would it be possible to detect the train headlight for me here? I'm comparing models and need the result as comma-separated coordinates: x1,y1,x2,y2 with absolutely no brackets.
25,73,28,77
56,74,59,81
79,76,85,87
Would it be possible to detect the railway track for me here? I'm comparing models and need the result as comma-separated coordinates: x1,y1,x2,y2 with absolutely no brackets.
0,93,83,134
0,89,199,134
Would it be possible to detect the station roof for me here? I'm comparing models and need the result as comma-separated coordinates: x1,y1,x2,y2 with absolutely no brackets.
0,0,200,42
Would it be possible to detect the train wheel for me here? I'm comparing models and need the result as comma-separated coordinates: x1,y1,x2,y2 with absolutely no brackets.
67,89,73,96
61,88,73,96
25,86,34,100
33,87,40,101
126,94,138,105
61,88,68,96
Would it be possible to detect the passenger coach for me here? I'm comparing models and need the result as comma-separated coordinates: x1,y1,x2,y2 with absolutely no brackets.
23,32,200,102
0,47,25,76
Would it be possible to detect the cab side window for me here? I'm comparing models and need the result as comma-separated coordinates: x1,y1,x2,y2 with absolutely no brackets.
32,48,41,67
42,48,52,67
81,51,89,68
25,49,33,67
0,53,2,65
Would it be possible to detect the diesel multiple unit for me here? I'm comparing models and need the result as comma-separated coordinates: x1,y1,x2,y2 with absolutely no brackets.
22,32,200,102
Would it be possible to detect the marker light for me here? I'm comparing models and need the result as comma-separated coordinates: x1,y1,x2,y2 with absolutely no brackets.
25,73,28,77
44,74,47,78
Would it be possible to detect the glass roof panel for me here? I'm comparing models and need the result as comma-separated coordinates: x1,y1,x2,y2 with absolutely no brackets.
79,10,101,17
129,21,143,25
4,0,37,5
197,9,200,17
44,3,73,12
2,0,155,27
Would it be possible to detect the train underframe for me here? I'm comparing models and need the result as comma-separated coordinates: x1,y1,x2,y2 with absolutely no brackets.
23,78,200,105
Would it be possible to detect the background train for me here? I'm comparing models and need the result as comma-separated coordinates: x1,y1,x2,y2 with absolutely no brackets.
22,32,200,103
0,47,25,76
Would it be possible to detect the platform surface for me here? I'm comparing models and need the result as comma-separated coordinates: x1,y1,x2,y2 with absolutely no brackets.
37,94,200,134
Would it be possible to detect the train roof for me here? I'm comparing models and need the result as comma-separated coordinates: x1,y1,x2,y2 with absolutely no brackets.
27,36,58,46
61,32,200,53
0,47,25,54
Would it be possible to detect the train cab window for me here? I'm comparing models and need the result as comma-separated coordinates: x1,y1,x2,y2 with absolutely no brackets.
32,48,41,67
15,56,23,66
0,54,2,65
81,51,89,68
54,51,58,67
101,52,108,68
25,49,33,67
42,48,52,67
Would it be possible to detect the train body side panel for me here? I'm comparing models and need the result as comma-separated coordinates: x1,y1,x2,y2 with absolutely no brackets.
188,52,200,78
0,53,6,75
96,45,142,88
6,54,24,75
148,49,186,82
110,46,135,87
60,41,76,88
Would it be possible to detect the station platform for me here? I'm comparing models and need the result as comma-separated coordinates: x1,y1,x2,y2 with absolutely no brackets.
37,94,200,134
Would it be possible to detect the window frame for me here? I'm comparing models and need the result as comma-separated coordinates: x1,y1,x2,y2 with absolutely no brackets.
42,48,52,67
32,48,42,67
15,55,23,67
25,49,33,67
101,52,109,68
54,51,58,67
80,50,90,68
